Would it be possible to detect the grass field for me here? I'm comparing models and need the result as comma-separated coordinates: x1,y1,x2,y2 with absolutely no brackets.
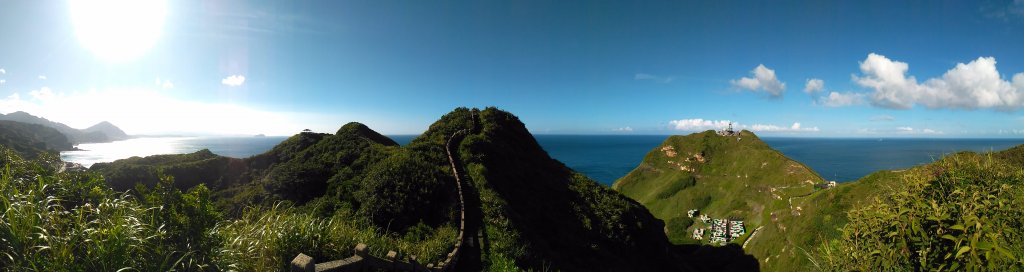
613,130,823,268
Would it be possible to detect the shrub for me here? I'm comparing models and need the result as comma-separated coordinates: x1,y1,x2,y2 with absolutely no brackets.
816,153,1024,270
357,150,454,232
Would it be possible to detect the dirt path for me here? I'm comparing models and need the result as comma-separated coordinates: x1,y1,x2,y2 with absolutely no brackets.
742,226,764,249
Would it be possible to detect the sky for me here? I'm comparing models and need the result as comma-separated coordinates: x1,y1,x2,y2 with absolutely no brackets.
2,0,1024,137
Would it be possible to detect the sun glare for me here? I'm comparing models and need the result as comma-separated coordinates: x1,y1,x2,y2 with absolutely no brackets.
69,0,167,62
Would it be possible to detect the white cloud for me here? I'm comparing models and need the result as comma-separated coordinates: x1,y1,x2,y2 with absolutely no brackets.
155,78,173,89
634,73,674,83
0,86,337,136
894,126,943,135
0,79,5,85
613,126,634,132
669,119,733,131
856,128,878,134
37,75,46,80
221,75,246,87
819,91,865,107
29,87,59,102
749,122,820,132
0,68,5,74
854,53,1024,110
870,115,895,121
731,64,786,97
804,78,824,93
669,118,818,133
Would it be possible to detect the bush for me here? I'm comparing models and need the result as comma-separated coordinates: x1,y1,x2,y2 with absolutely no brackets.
214,204,457,271
816,153,1024,270
0,147,202,271
666,216,696,244
357,150,454,232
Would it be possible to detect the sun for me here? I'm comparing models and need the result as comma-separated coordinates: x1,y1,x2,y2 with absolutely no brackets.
69,0,167,62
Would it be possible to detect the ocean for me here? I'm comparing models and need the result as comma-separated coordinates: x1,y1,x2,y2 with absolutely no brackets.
61,136,289,167
61,135,1022,186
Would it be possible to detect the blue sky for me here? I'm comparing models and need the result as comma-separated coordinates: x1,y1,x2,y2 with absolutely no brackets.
2,0,1024,137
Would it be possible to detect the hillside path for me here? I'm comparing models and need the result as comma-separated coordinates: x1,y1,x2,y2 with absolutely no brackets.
447,114,484,272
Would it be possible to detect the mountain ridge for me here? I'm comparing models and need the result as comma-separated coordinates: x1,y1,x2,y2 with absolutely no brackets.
0,111,129,143
0,120,74,158
613,129,824,269
91,107,759,271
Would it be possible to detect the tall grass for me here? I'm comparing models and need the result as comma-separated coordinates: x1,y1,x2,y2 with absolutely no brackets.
0,149,181,271
214,204,457,271
815,152,1024,270
0,147,458,271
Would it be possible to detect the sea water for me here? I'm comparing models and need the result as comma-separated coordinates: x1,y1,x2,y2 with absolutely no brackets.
60,136,288,167
62,135,1022,186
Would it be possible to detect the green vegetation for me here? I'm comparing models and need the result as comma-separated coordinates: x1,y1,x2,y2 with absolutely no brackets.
0,147,218,270
0,111,128,143
90,149,245,191
9,107,705,271
214,204,456,271
0,120,73,158
16,106,1020,271
459,107,690,271
0,145,457,271
615,130,1024,271
6,116,461,270
357,149,454,231
613,130,822,253
815,151,1024,270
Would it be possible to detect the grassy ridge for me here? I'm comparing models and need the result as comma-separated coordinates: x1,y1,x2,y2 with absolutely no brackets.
6,107,702,271
0,143,458,271
616,130,1024,271
613,130,822,250
751,169,905,270
0,120,73,158
460,108,688,271
811,150,1024,270
760,147,1024,271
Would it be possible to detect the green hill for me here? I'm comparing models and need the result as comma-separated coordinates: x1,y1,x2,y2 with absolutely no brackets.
782,146,1024,271
614,130,1024,271
453,108,697,271
613,130,823,243
89,107,746,271
0,111,129,143
92,121,406,217
0,120,74,158
612,130,826,269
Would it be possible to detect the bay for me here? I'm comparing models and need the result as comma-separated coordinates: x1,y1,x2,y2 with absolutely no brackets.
60,136,288,168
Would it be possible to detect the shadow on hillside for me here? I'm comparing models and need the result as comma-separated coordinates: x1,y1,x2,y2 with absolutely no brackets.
674,243,760,272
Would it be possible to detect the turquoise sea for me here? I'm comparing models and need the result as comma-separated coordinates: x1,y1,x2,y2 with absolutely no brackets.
61,135,1023,186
